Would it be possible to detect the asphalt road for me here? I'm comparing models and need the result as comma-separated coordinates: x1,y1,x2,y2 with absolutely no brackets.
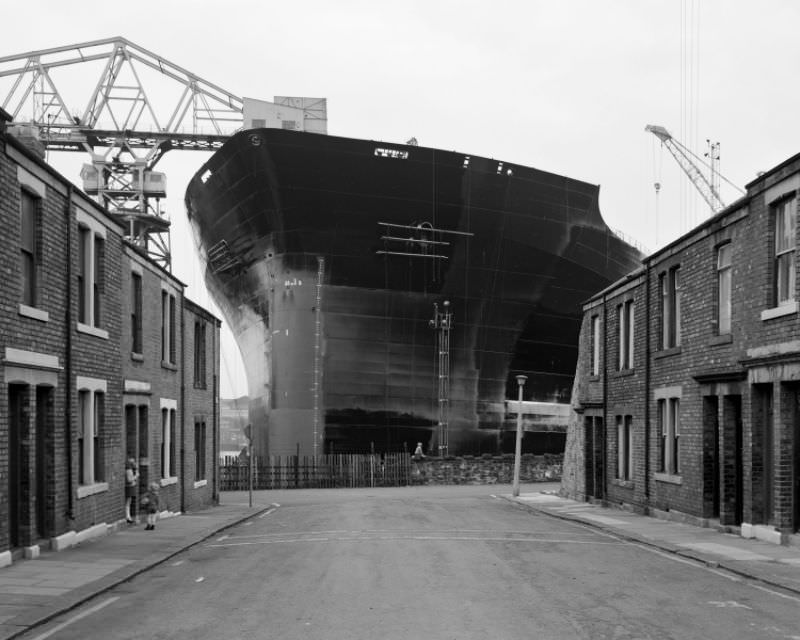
22,485,800,640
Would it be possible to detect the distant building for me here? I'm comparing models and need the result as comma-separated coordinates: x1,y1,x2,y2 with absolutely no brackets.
220,396,249,460
564,151,800,545
0,107,221,564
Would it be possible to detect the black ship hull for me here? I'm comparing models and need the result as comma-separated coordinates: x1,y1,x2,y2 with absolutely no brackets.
185,129,641,456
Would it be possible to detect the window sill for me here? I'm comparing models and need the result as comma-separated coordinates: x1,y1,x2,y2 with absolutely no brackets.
160,476,178,487
19,304,49,322
193,383,208,390
588,374,601,381
708,334,733,346
193,479,208,489
611,368,635,378
654,472,682,485
654,346,681,360
77,482,109,499
611,478,634,489
77,323,109,340
161,361,178,371
761,300,798,321
131,352,144,362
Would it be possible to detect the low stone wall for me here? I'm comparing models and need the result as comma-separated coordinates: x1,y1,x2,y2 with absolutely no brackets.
410,453,562,485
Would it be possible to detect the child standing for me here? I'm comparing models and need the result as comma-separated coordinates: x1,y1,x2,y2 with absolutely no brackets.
124,458,138,523
141,481,161,530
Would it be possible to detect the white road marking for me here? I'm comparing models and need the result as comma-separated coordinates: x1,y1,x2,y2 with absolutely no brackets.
708,600,752,609
29,597,120,640
258,508,276,518
195,577,205,583
171,560,185,566
242,521,253,526
207,535,622,548
216,535,229,542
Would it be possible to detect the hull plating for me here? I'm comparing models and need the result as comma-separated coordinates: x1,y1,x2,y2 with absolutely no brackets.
185,129,641,455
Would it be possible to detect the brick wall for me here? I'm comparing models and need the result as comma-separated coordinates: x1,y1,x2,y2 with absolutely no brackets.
567,152,800,538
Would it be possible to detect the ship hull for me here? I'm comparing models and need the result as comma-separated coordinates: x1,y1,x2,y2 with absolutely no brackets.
185,129,641,456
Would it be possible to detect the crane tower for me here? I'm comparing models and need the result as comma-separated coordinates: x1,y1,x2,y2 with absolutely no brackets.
645,124,727,215
0,37,244,269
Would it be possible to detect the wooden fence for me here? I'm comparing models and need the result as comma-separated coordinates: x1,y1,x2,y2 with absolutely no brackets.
219,453,413,490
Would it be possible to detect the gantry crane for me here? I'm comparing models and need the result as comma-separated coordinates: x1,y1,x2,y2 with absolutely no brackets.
0,37,245,269
645,124,729,215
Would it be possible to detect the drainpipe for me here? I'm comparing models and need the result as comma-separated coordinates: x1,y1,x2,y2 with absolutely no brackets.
602,292,608,503
65,184,75,521
644,259,652,506
180,296,186,514
213,322,219,505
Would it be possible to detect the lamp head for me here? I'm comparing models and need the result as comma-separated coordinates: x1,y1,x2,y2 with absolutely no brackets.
515,374,528,386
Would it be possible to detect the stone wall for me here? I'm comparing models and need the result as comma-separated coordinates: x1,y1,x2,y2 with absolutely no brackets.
410,453,562,485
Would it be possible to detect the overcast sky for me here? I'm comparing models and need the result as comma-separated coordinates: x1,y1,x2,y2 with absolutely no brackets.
3,0,800,397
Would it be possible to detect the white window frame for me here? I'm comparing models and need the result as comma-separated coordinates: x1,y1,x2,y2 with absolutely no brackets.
774,196,796,306
591,315,600,376
76,376,108,497
660,268,681,349
161,287,177,365
655,387,682,479
76,209,108,339
160,398,178,483
717,244,732,334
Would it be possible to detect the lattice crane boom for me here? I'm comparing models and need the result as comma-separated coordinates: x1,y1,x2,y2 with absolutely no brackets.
645,124,726,215
0,36,245,269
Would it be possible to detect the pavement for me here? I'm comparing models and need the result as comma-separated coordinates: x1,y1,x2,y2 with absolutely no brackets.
0,498,273,640
0,488,799,639
504,491,800,598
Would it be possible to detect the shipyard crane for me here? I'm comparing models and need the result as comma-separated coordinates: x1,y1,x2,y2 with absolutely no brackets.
0,37,245,269
646,124,723,214
645,124,744,216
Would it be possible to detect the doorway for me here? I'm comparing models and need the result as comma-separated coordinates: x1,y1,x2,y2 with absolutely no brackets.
8,384,27,548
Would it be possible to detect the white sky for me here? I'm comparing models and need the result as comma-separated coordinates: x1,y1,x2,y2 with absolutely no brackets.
4,0,800,398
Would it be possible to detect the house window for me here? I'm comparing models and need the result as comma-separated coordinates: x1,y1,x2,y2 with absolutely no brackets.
195,419,207,481
658,397,681,475
77,225,105,329
20,190,39,307
616,415,633,481
591,315,600,376
161,406,177,479
774,196,796,306
717,244,732,334
194,321,207,388
161,291,177,365
618,300,634,370
77,384,106,485
660,267,681,349
131,273,143,354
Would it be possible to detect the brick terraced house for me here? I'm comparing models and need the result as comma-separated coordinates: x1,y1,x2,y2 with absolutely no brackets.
0,107,221,565
563,151,800,545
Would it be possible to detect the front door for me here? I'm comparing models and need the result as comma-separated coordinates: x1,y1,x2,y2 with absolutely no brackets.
794,406,800,533
8,384,26,548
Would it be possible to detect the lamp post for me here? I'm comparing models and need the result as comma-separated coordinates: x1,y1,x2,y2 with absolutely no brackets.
512,374,527,497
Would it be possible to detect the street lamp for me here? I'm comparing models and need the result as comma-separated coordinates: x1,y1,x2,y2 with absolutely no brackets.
512,374,527,497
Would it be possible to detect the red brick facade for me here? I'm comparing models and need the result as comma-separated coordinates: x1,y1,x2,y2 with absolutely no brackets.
1,109,221,561
565,152,800,544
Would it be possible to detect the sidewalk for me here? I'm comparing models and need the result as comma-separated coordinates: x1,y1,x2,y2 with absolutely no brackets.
504,490,800,597
0,499,271,640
